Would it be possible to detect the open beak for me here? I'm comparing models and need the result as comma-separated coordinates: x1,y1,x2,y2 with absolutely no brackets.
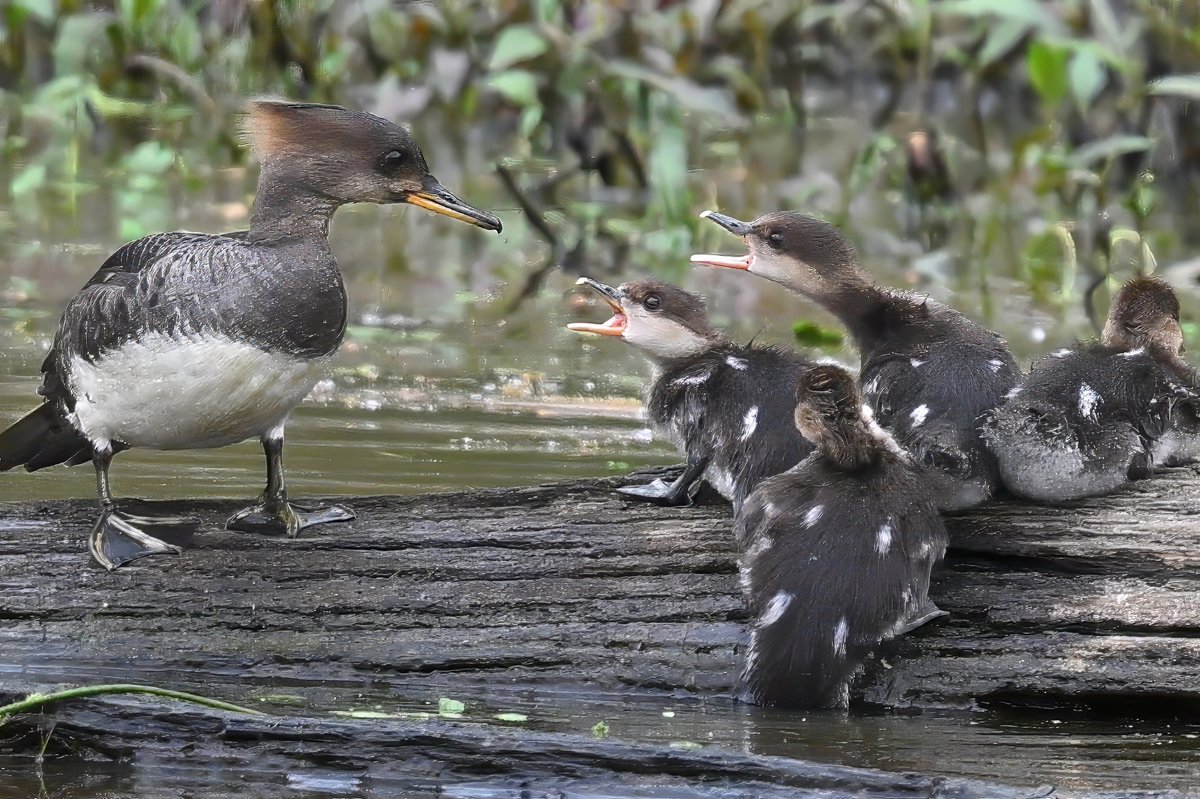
690,210,753,270
566,277,627,337
406,177,503,232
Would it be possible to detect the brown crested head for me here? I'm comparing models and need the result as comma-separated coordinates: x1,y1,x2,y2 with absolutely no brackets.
793,364,886,471
1101,275,1184,357
691,210,862,300
566,277,725,361
793,365,862,441
243,99,501,231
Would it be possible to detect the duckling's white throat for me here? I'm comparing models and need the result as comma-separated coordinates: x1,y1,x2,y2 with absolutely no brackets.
68,333,330,450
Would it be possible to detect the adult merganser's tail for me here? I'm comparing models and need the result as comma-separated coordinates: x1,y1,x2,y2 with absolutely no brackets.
0,404,91,471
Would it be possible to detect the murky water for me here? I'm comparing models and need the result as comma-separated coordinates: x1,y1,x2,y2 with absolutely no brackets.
3,117,1200,796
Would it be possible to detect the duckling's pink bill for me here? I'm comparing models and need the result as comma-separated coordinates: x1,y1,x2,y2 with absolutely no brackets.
690,253,752,270
567,314,628,336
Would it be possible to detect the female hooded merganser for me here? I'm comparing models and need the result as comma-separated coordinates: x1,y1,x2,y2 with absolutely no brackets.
984,276,1200,501
0,100,501,569
692,211,1018,510
735,365,947,709
567,277,815,509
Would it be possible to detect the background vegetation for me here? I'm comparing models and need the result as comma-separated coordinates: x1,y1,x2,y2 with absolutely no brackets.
4,0,1200,336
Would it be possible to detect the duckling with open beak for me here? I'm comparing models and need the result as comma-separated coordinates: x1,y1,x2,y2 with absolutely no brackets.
568,277,816,510
735,364,948,708
0,99,502,569
692,211,1018,510
984,276,1200,501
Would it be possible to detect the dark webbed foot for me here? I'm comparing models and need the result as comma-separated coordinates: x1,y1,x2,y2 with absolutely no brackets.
226,500,355,537
895,598,950,635
616,478,693,507
89,508,182,571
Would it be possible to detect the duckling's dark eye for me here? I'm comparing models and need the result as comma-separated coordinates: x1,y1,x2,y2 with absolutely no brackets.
767,232,784,250
384,150,405,168
643,295,662,311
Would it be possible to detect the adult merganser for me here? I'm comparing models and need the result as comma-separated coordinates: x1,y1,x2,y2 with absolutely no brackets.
692,210,1018,510
567,277,815,509
0,100,502,569
984,276,1200,501
735,364,947,708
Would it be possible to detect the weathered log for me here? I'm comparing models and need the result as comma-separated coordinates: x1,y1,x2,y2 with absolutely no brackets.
1,465,1199,796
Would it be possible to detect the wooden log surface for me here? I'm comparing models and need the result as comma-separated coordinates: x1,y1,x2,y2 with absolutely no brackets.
1,465,1199,797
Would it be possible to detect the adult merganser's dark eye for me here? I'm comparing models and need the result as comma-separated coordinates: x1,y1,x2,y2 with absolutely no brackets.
644,295,662,311
384,150,404,167
767,232,784,250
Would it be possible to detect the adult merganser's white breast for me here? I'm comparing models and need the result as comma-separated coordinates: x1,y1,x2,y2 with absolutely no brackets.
67,331,330,450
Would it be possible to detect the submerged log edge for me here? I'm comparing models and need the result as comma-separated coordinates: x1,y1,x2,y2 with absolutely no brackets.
2,465,1200,797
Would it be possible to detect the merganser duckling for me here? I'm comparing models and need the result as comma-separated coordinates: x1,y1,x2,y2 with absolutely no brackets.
567,277,815,509
984,276,1200,501
735,365,947,708
0,100,502,569
692,211,1018,510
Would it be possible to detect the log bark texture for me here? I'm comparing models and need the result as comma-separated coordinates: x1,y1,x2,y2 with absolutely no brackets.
1,465,1198,797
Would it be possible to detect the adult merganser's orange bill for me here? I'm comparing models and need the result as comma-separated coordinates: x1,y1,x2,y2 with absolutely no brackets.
692,210,1018,511
568,277,816,510
0,99,501,570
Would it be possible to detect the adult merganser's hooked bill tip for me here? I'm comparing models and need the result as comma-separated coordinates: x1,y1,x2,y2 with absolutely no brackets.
406,178,503,232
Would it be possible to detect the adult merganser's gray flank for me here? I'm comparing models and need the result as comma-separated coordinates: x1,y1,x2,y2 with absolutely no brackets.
984,276,1200,502
0,100,502,569
567,277,816,509
691,210,1018,510
735,365,947,709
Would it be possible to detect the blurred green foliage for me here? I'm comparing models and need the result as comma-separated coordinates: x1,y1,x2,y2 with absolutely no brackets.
3,0,1200,315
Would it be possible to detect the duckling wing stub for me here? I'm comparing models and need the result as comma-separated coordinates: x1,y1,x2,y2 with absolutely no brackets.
861,343,1016,508
648,345,816,508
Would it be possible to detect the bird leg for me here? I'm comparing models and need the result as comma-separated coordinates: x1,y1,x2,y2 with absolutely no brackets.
617,457,710,507
88,442,181,570
227,426,354,537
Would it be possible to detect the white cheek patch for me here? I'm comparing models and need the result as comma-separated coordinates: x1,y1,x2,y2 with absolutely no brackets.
622,310,710,360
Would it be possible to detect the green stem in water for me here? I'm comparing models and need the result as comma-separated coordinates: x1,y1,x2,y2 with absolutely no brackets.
0,684,266,722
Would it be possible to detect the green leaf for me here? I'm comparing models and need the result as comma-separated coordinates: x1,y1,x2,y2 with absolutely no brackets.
1149,74,1200,101
647,120,689,218
1068,49,1106,113
488,25,549,71
331,710,399,719
591,720,610,738
1026,41,1070,106
487,70,540,107
494,712,528,723
11,0,54,24
10,163,46,197
976,19,1029,68
604,60,742,120
938,0,1064,33
792,320,844,349
438,697,465,717
1068,135,1154,169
